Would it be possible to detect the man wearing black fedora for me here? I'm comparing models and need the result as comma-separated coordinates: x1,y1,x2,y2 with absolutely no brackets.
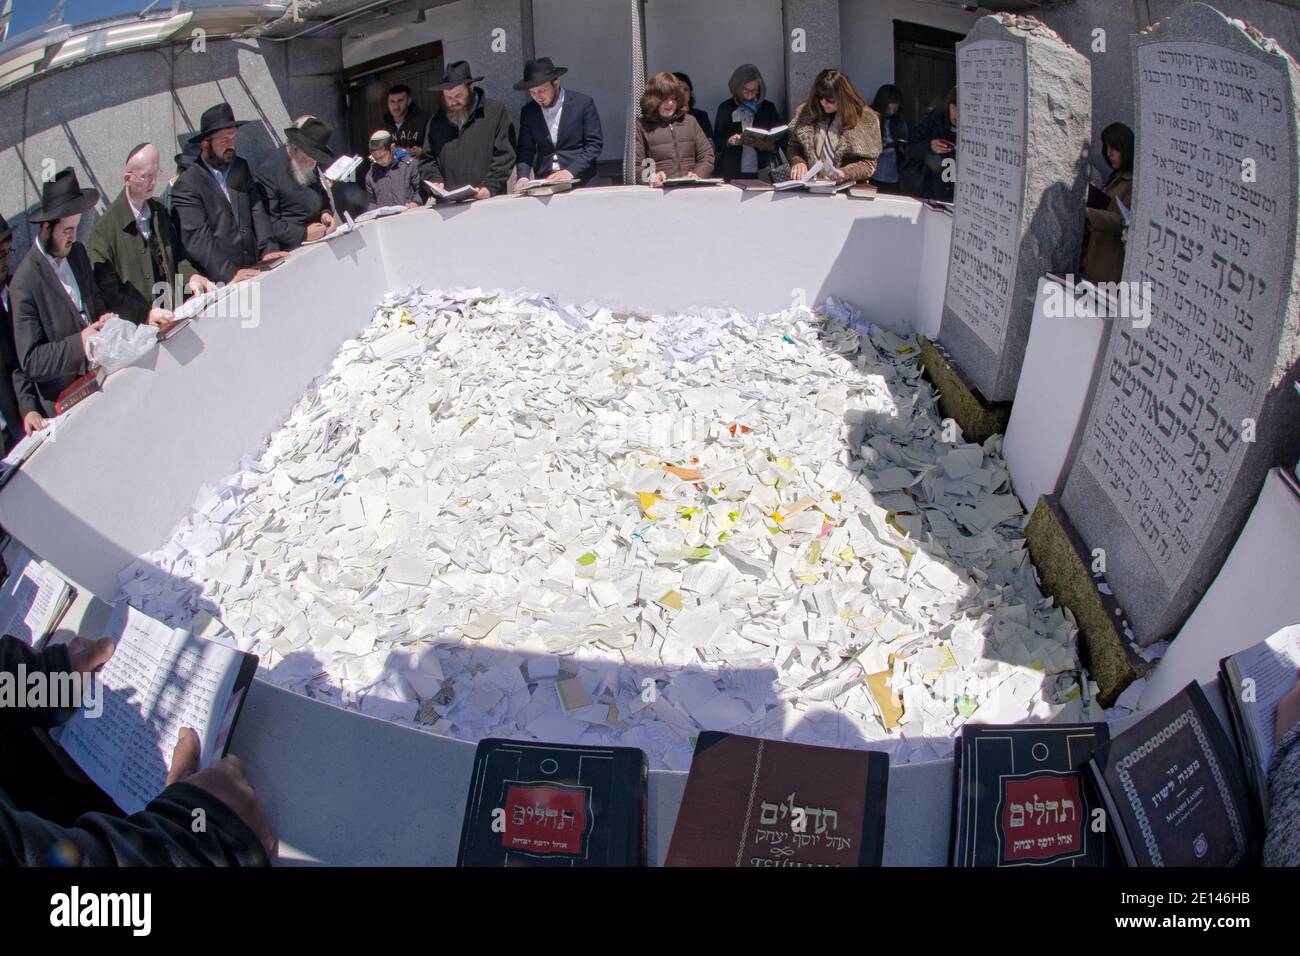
9,168,117,418
256,116,341,251
0,214,44,449
417,60,516,199
170,102,281,284
513,57,603,193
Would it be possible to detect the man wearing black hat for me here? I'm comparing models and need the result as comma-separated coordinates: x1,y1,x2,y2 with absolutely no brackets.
513,57,603,193
0,215,44,449
170,102,281,284
91,143,216,329
256,116,341,251
9,168,117,417
417,61,516,199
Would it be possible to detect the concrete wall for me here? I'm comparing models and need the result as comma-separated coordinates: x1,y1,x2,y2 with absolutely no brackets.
838,0,981,112
0,36,345,262
534,0,631,163
645,0,787,126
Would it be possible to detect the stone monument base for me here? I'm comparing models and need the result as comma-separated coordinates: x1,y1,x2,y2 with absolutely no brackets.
1024,494,1141,707
919,337,1011,444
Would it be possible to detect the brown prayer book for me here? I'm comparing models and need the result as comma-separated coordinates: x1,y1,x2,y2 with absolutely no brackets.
665,731,889,867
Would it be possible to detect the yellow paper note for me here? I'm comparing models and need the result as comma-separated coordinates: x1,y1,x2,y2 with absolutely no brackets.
866,670,904,730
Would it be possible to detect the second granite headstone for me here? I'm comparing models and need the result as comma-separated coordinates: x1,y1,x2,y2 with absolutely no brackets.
1059,3,1300,646
940,14,1092,403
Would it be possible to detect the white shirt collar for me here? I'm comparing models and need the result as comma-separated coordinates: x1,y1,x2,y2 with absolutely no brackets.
36,234,86,316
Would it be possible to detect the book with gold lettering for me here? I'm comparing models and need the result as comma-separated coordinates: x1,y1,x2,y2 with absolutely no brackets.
951,722,1114,867
665,732,888,867
1086,682,1261,866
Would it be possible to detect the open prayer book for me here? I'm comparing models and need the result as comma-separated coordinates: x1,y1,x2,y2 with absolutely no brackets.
323,154,363,182
424,180,478,203
56,605,258,815
773,160,848,193
1220,623,1300,814
0,548,76,649
741,123,789,144
519,177,575,196
0,414,63,489
353,204,409,222
660,176,724,188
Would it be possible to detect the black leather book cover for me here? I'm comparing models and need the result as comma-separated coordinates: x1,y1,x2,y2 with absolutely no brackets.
951,722,1113,866
456,738,647,867
665,732,889,867
1088,681,1261,866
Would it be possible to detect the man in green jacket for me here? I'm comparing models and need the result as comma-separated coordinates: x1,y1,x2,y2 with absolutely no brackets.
91,143,215,328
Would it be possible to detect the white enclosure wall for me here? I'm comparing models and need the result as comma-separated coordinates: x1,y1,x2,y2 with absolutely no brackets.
0,189,949,601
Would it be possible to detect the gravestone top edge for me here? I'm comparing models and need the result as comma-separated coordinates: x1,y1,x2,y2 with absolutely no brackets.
1127,0,1300,393
1137,2,1300,72
961,12,1074,51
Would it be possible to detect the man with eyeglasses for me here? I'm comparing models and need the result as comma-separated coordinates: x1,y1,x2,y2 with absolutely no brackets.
91,142,215,329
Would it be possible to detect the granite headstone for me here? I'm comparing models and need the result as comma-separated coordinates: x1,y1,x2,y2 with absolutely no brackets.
1059,3,1300,646
940,14,1092,403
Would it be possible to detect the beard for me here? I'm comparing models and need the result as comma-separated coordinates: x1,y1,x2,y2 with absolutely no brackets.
446,106,470,126
207,147,236,171
289,151,316,187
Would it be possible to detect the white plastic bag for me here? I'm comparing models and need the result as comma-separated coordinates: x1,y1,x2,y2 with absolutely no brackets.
85,316,158,374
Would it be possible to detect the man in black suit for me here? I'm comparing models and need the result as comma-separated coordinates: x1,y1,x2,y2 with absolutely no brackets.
256,117,339,252
0,215,44,449
9,169,114,417
170,103,282,283
512,57,604,193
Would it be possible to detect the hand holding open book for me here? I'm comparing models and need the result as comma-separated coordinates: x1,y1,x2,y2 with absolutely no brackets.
424,180,482,203
56,605,259,816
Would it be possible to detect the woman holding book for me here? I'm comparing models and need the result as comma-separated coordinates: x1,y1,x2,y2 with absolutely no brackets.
786,69,882,186
635,72,715,186
1081,122,1135,284
712,64,785,182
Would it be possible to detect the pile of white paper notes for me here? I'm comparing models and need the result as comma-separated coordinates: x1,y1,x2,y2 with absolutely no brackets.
118,287,1101,768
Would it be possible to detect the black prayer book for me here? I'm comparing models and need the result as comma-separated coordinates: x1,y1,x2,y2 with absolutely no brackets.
951,722,1114,867
1087,681,1261,866
457,738,648,867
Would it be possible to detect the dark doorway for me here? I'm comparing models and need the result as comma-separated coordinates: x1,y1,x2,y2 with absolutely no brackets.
893,21,964,130
343,42,445,157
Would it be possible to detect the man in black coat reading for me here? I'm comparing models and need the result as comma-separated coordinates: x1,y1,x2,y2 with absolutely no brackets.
512,57,604,192
170,103,283,283
417,61,516,199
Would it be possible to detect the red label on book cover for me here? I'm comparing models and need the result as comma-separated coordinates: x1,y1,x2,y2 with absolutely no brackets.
502,783,587,855
999,774,1083,863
